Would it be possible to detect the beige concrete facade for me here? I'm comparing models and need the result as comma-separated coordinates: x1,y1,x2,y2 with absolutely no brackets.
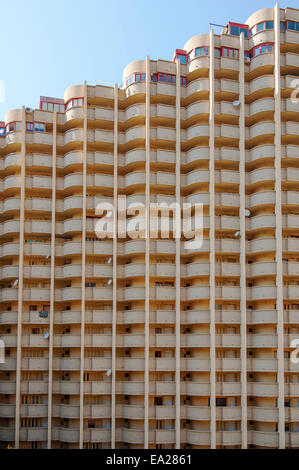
0,3,299,449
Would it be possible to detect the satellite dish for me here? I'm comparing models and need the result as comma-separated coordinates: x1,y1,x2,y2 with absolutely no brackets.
44,333,50,339
245,209,251,217
233,100,241,107
235,231,240,237
13,279,19,287
106,369,112,377
245,56,251,63
107,280,113,286
107,258,112,264
107,212,113,218
45,254,51,260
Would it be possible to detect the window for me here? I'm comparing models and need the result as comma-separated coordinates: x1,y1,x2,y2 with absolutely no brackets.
0,128,5,136
177,54,187,64
280,22,286,31
34,122,45,133
154,397,163,406
256,22,264,32
27,122,33,133
66,98,84,110
287,21,296,31
230,26,239,36
180,77,187,86
265,20,274,29
41,101,65,113
222,47,239,59
195,46,209,57
251,43,274,57
215,48,221,58
6,122,16,133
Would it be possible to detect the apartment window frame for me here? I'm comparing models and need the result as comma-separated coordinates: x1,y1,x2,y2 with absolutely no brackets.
5,122,19,134
250,42,274,57
26,121,45,133
41,101,65,113
195,46,209,57
65,97,84,111
228,23,249,38
286,20,299,32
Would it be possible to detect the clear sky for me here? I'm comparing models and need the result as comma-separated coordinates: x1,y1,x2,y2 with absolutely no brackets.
0,0,294,119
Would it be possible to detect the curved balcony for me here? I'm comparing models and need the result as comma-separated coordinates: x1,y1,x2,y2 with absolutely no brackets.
248,358,277,372
86,240,113,256
249,431,278,448
63,196,83,212
25,220,51,234
185,147,209,165
247,238,276,253
63,241,82,256
4,153,21,169
60,287,82,302
248,215,276,231
64,129,84,146
183,286,210,301
248,144,275,162
23,266,51,279
248,191,275,207
85,287,113,302
215,263,240,277
249,75,274,95
53,381,80,395
248,168,275,185
249,121,275,140
186,124,209,142
184,192,210,206
1,288,19,302
184,430,210,446
58,428,80,444
215,239,239,253
216,216,239,230
123,149,146,166
248,285,276,300
184,170,209,187
186,78,209,96
248,262,276,277
248,98,275,116
248,334,277,348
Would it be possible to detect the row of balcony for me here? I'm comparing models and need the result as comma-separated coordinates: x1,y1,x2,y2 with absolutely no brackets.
1,309,298,326
0,285,298,303
2,357,299,372
1,261,298,280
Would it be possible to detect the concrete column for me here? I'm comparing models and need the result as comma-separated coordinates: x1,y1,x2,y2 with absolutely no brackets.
14,106,26,449
175,59,181,449
111,84,118,449
144,56,151,449
79,82,88,449
239,33,248,449
209,31,216,450
274,2,285,450
47,110,57,449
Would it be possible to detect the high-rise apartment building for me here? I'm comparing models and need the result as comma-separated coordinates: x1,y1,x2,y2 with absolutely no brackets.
0,3,298,450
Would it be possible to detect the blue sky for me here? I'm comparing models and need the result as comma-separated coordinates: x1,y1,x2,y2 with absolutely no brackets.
0,0,292,119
